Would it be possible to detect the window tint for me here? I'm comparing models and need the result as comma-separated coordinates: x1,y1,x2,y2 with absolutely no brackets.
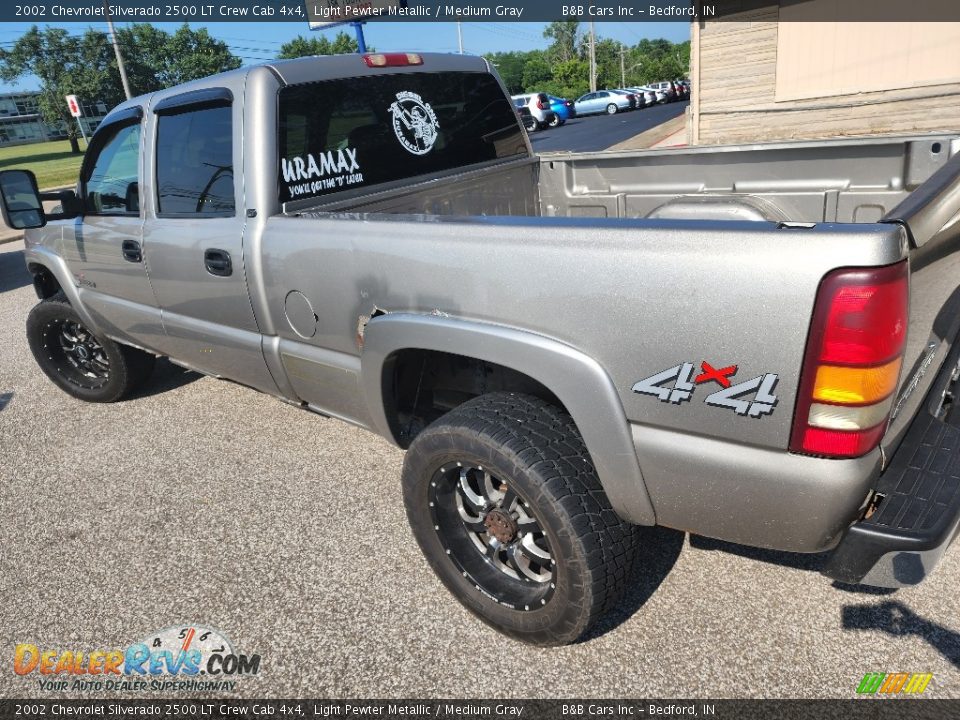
156,104,234,216
278,71,526,204
84,122,140,215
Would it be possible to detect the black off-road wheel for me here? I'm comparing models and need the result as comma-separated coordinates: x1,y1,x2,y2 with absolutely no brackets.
27,293,156,403
402,392,641,646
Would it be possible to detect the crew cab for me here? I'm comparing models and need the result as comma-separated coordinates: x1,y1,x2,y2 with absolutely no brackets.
2,52,959,646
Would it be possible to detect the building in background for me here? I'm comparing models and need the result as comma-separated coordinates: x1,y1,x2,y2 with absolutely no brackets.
688,1,960,144
0,92,108,147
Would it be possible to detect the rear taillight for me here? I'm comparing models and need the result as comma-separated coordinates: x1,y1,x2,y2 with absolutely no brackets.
362,53,423,67
537,98,546,110
790,262,909,459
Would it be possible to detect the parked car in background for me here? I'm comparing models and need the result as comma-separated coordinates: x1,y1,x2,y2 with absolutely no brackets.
649,81,678,102
574,89,632,115
547,95,576,124
673,81,689,99
624,88,655,107
610,89,641,109
515,105,538,132
511,93,558,129
633,86,667,104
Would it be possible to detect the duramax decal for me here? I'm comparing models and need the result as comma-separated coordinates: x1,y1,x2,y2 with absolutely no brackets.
389,91,439,155
633,360,779,418
281,148,364,199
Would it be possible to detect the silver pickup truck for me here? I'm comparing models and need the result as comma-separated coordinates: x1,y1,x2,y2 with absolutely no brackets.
3,53,960,646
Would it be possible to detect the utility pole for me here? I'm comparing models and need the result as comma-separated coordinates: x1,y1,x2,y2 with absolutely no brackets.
589,21,596,92
457,22,463,54
104,2,132,100
620,44,626,87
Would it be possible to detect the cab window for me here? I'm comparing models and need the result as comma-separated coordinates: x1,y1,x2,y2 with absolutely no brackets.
83,121,141,215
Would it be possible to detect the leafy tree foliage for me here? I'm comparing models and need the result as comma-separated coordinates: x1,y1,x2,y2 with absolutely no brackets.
0,24,240,153
115,24,240,93
276,32,366,59
488,33,690,102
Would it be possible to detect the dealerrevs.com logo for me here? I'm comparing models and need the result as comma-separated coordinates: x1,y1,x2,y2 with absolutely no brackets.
14,625,261,692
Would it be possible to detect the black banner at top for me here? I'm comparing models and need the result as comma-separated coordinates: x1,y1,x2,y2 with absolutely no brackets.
3,1,960,24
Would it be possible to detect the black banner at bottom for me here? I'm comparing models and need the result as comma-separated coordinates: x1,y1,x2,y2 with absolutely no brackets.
0,699,955,720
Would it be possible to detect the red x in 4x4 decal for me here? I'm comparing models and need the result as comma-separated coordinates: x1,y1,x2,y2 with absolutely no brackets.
694,361,738,388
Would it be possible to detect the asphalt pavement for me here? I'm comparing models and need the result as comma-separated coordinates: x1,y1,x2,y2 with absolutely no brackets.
0,237,958,700
531,101,688,153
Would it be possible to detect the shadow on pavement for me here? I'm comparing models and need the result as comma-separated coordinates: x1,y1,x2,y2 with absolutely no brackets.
689,534,829,572
129,357,200,400
842,600,960,669
0,248,30,293
581,526,685,642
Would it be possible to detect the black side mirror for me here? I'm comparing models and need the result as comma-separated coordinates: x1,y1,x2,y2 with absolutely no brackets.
0,169,46,230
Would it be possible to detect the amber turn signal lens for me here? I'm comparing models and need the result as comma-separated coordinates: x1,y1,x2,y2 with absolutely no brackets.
812,358,902,406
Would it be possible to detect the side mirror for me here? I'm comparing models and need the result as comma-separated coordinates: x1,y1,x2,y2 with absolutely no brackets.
0,169,46,230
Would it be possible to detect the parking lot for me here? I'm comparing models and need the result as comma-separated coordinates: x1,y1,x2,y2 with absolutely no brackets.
532,100,688,153
0,236,958,700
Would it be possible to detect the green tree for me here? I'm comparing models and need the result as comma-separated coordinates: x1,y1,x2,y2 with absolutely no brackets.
277,32,362,59
521,51,552,92
541,59,589,100
116,24,240,93
0,26,114,153
543,20,580,64
486,51,527,94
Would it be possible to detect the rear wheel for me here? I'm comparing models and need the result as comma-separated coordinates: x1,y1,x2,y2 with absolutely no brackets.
402,392,641,646
548,114,563,128
27,293,156,402
606,103,618,115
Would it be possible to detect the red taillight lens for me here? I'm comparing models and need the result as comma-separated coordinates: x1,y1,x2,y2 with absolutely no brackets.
790,261,909,459
537,99,546,109
362,53,423,68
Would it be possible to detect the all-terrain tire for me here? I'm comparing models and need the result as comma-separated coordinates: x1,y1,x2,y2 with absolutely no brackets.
27,293,156,402
402,392,641,646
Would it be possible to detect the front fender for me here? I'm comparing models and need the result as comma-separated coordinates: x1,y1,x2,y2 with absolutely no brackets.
361,313,656,525
23,245,99,332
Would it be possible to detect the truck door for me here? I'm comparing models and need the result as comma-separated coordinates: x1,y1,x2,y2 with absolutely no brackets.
142,88,277,395
60,106,162,346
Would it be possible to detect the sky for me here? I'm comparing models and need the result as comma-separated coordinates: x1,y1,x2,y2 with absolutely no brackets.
0,20,691,93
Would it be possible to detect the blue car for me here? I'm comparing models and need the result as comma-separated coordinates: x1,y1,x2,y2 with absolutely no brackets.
546,96,576,126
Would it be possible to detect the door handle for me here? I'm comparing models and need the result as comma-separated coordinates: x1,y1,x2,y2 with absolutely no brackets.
121,239,142,263
204,248,232,277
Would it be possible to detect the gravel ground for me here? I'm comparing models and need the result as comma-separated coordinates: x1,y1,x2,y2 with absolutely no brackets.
1,239,958,700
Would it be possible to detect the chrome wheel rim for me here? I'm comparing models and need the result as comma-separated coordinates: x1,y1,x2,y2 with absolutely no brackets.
429,462,556,611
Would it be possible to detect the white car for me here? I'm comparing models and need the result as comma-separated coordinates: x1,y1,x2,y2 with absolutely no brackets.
634,86,668,104
625,87,658,107
511,93,558,129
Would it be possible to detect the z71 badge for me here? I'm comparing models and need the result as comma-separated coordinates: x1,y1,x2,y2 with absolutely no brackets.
633,361,778,419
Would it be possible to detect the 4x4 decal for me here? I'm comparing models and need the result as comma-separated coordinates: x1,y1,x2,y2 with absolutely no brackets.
633,361,779,418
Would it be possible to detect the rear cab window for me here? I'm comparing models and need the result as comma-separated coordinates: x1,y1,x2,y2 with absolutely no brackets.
278,71,526,205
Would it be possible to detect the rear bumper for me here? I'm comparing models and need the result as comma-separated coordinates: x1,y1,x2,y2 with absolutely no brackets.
823,352,960,587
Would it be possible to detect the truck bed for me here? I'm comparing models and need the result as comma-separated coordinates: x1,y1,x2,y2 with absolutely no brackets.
288,133,959,224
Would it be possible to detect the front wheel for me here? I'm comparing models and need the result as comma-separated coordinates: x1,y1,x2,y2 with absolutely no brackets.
402,392,641,646
606,104,618,115
27,293,156,402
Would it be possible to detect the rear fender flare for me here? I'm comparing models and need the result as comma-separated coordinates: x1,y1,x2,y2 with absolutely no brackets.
360,313,655,525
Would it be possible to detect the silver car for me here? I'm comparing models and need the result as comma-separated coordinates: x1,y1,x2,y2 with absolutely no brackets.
574,90,632,116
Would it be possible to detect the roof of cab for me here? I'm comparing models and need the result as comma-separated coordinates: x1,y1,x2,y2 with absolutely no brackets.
99,52,492,127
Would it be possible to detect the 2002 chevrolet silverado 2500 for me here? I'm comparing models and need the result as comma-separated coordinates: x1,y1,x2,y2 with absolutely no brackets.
3,53,960,646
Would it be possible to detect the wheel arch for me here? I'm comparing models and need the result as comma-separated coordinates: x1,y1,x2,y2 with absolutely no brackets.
24,248,99,331
361,313,655,525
